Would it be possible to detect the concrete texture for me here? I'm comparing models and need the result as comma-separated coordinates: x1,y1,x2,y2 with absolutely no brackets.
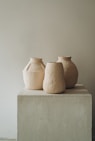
17,84,92,141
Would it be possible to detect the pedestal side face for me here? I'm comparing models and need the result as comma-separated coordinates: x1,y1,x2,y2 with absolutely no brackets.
17,94,92,141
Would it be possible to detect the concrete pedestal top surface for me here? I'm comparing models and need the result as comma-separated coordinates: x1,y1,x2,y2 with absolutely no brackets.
17,84,92,141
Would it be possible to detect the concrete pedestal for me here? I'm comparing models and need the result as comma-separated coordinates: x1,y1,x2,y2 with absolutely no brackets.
17,84,92,141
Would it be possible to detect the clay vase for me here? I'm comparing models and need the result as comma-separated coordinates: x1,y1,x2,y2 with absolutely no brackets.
23,57,45,90
57,56,78,88
43,62,65,94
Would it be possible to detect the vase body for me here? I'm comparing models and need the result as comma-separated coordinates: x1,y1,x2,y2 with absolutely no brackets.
43,62,65,94
23,58,45,90
57,56,78,88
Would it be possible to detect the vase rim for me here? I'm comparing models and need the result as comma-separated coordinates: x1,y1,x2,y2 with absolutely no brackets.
30,57,42,59
58,56,71,58
30,57,42,62
46,62,62,65
58,56,71,60
47,62,61,63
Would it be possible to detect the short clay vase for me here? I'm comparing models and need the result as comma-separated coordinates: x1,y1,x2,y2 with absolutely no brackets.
57,56,78,88
43,62,65,94
23,57,45,90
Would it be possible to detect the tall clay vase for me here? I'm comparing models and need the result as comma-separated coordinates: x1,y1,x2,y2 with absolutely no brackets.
43,62,65,94
57,56,78,88
23,58,45,90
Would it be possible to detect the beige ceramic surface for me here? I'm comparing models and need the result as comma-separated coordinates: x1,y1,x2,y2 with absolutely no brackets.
23,58,45,90
43,62,65,94
57,56,78,88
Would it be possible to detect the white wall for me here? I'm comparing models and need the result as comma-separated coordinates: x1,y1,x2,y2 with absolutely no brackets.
0,0,95,139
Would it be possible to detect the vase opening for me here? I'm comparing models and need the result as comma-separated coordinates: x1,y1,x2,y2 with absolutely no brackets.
30,57,42,63
47,62,61,63
58,56,71,61
63,56,71,61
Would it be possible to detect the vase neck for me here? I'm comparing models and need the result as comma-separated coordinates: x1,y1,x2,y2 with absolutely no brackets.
30,57,42,63
58,56,71,61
